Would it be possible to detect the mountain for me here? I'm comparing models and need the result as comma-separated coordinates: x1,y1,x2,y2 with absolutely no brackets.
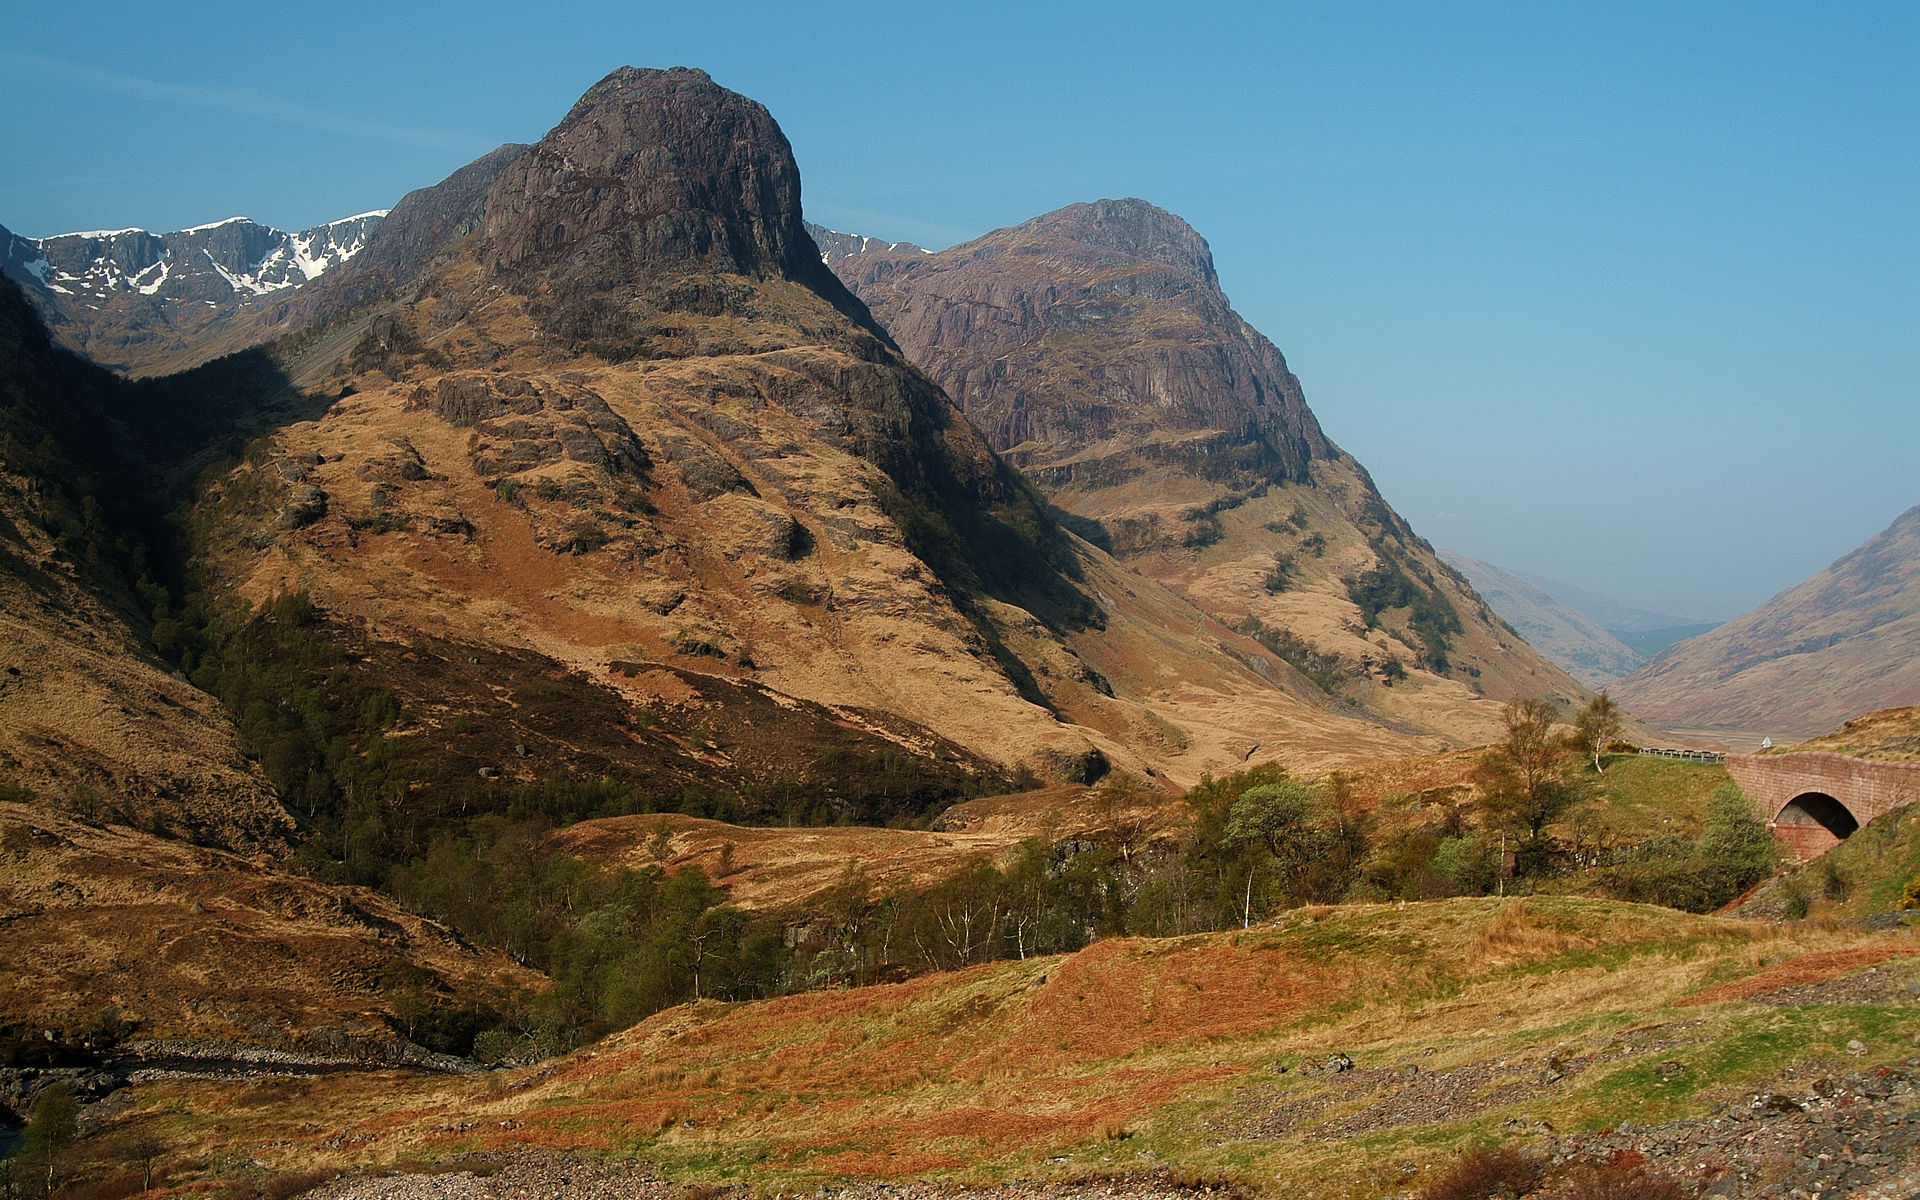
1439,550,1644,685
815,202,1588,740
163,65,1455,821
0,274,292,848
1614,504,1920,735
0,212,383,375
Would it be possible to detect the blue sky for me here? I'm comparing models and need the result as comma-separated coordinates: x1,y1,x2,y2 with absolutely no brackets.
3,1,1913,620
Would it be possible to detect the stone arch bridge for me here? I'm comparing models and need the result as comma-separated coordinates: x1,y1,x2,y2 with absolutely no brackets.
1724,752,1920,859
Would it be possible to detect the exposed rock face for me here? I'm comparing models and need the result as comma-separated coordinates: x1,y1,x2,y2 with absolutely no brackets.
1615,505,1920,736
485,68,811,281
285,142,528,327
825,202,1589,737
828,199,1332,487
478,68,878,341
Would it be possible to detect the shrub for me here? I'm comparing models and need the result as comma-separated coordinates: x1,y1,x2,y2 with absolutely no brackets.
1780,877,1811,920
1598,785,1779,913
1548,1156,1692,1200
1419,1144,1542,1200
1262,553,1294,593
1900,873,1920,910
1815,856,1852,901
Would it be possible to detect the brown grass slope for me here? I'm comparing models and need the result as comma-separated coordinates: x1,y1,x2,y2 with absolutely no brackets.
1784,705,1920,763
818,202,1587,747
0,276,289,849
1615,504,1920,737
0,801,538,1051
98,896,1920,1196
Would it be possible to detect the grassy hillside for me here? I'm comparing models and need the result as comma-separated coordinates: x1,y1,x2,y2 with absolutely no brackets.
65,895,1919,1196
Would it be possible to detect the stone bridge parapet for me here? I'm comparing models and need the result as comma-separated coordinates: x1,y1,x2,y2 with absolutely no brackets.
1724,751,1920,859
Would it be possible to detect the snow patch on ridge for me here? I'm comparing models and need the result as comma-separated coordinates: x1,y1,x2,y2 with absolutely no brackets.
179,216,256,234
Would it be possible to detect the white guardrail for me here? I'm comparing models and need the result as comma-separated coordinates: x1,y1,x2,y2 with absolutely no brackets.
1636,747,1727,763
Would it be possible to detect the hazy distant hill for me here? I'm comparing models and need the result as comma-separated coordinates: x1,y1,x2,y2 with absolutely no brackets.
1439,551,1644,686
1518,572,1722,656
1614,504,1920,735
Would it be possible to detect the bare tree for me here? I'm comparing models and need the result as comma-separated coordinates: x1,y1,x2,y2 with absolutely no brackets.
1571,691,1625,773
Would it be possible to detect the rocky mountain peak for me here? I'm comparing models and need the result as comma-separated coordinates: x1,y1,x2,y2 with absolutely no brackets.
480,67,822,286
1013,198,1219,289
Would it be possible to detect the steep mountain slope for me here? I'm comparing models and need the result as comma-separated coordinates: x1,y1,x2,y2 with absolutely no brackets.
1440,550,1645,685
0,276,554,1071
1,214,383,375
1615,504,1920,735
819,202,1587,742
177,67,1438,815
0,275,289,848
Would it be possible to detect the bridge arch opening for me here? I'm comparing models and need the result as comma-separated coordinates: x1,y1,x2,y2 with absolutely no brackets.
1776,792,1860,840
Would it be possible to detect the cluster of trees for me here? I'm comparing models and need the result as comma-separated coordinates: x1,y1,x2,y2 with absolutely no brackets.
320,690,1783,1057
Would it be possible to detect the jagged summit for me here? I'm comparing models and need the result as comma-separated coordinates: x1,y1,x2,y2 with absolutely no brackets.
474,66,883,352
0,212,385,374
1,213,383,305
484,68,828,286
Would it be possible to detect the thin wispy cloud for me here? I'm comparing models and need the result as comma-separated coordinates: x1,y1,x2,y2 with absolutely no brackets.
3,52,480,154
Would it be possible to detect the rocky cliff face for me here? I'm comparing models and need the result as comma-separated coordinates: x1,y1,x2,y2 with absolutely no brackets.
1615,505,1920,737
827,199,1333,487
824,201,1588,740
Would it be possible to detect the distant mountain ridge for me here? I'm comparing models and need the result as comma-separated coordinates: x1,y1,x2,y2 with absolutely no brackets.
1438,551,1645,686
0,211,384,373
1614,504,1920,736
804,221,929,265
2,213,383,302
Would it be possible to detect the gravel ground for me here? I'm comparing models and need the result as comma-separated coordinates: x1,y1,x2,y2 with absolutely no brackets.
1541,1060,1920,1198
309,1160,1245,1200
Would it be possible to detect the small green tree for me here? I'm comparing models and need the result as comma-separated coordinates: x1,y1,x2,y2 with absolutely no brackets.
1694,784,1780,900
1571,691,1625,772
21,1082,80,1192
1223,775,1368,909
